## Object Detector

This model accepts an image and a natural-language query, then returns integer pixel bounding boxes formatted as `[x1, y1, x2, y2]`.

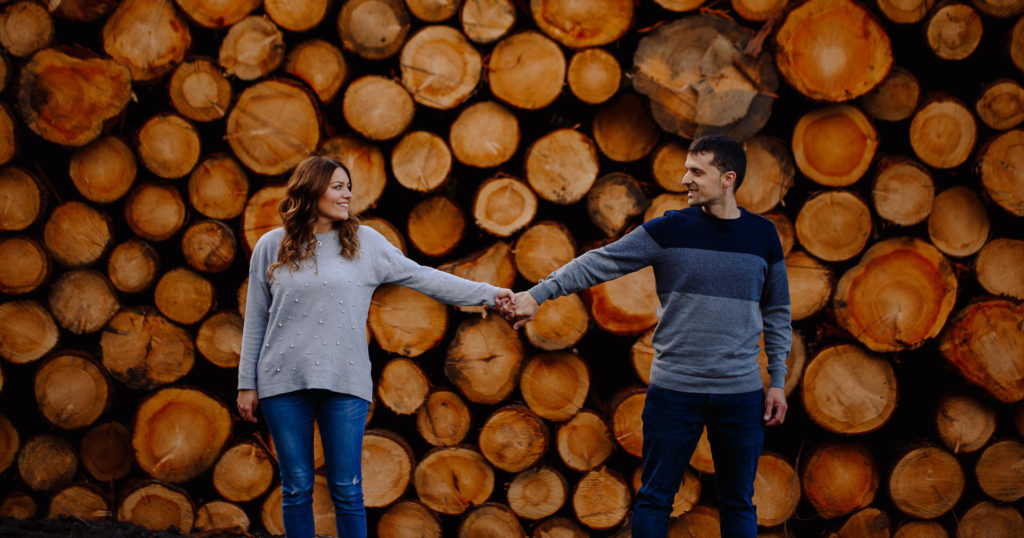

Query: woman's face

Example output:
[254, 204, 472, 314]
[316, 167, 352, 223]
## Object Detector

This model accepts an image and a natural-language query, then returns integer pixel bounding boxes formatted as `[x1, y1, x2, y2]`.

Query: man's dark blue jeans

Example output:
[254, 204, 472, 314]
[631, 386, 765, 537]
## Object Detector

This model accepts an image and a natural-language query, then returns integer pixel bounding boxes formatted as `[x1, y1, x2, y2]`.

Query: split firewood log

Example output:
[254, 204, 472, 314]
[133, 387, 231, 483]
[400, 25, 481, 110]
[525, 129, 599, 205]
[610, 387, 645, 457]
[974, 440, 1024, 502]
[926, 3, 983, 61]
[196, 311, 243, 368]
[408, 196, 465, 257]
[342, 75, 414, 141]
[523, 294, 589, 351]
[889, 445, 964, 519]
[752, 453, 800, 527]
[212, 441, 274, 503]
[48, 269, 120, 334]
[567, 48, 622, 105]
[265, 0, 327, 31]
[507, 466, 567, 520]
[801, 442, 878, 518]
[909, 94, 977, 169]
[514, 221, 576, 284]
[445, 314, 524, 404]
[801, 345, 897, 434]
[928, 186, 990, 257]
[478, 404, 549, 473]
[556, 409, 615, 472]
[593, 93, 659, 163]
[107, 239, 160, 294]
[736, 136, 795, 214]
[940, 299, 1024, 403]
[458, 503, 525, 537]
[377, 500, 442, 538]
[43, 201, 112, 268]
[18, 433, 77, 492]
[449, 101, 520, 168]
[34, 351, 111, 430]
[226, 80, 320, 176]
[460, 0, 515, 44]
[414, 446, 495, 515]
[377, 358, 430, 415]
[124, 182, 187, 242]
[975, 238, 1024, 299]
[48, 484, 108, 521]
[957, 501, 1024, 537]
[362, 430, 414, 508]
[175, 0, 259, 28]
[791, 105, 878, 187]
[391, 131, 451, 193]
[136, 114, 200, 179]
[582, 266, 658, 336]
[100, 307, 195, 389]
[572, 467, 631, 530]
[0, 0, 53, 57]
[102, 0, 190, 81]
[337, 0, 410, 60]
[531, 0, 633, 47]
[416, 389, 471, 447]
[181, 220, 237, 273]
[472, 177, 537, 237]
[489, 31, 565, 110]
[587, 173, 650, 237]
[284, 40, 346, 103]
[80, 422, 132, 482]
[877, 0, 935, 23]
[785, 250, 834, 321]
[69, 136, 136, 203]
[0, 167, 45, 232]
[153, 267, 215, 325]
[321, 135, 387, 215]
[193, 501, 249, 534]
[0, 300, 58, 364]
[0, 414, 18, 475]
[860, 66, 921, 122]
[977, 129, 1024, 216]
[871, 157, 934, 226]
[118, 481, 195, 532]
[368, 284, 448, 357]
[520, 352, 589, 422]
[975, 79, 1024, 130]
[261, 477, 335, 535]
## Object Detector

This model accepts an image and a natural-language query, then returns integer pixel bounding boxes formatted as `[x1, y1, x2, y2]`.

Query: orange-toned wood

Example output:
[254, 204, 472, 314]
[737, 136, 795, 214]
[0, 300, 57, 364]
[977, 129, 1024, 216]
[69, 136, 137, 203]
[508, 466, 567, 520]
[377, 500, 442, 538]
[193, 501, 249, 534]
[525, 129, 599, 205]
[188, 155, 249, 220]
[610, 387, 646, 458]
[0, 168, 44, 232]
[0, 492, 35, 519]
[100, 307, 195, 389]
[265, 0, 327, 31]
[894, 520, 948, 538]
[876, 0, 934, 23]
[408, 196, 465, 257]
[361, 216, 406, 254]
[975, 238, 1024, 299]
[219, 16, 285, 80]
[587, 172, 650, 237]
[53, 0, 118, 21]
[514, 221, 576, 284]
[632, 465, 702, 517]
[583, 266, 659, 336]
[362, 430, 414, 508]
[175, 0, 259, 28]
[212, 441, 273, 503]
[378, 358, 430, 415]
[343, 75, 414, 141]
[133, 388, 231, 483]
[0, 104, 14, 166]
[102, 0, 190, 81]
[81, 422, 132, 482]
[17, 433, 77, 492]
[48, 484, 109, 521]
[124, 182, 187, 242]
[976, 79, 1024, 130]
[758, 330, 807, 398]
[889, 445, 964, 518]
[226, 80, 319, 176]
[524, 294, 589, 351]
[909, 95, 977, 169]
[43, 201, 112, 268]
[593, 93, 659, 163]
[458, 503, 525, 537]
[956, 502, 1024, 538]
[644, 193, 688, 222]
[975, 439, 1024, 501]
[557, 409, 615, 472]
[928, 186, 990, 257]
[117, 481, 195, 532]
[0, 414, 18, 475]
[753, 453, 800, 527]
[860, 66, 921, 122]
[154, 267, 215, 325]
[730, 0, 787, 20]
[414, 446, 495, 515]
[651, 141, 688, 193]
[0, 2, 52, 57]
[48, 270, 120, 334]
[461, 0, 516, 44]
[391, 131, 451, 193]
[833, 507, 891, 537]
[196, 311, 243, 368]
[478, 404, 549, 473]
[416, 389, 472, 447]
[531, 0, 633, 47]
[572, 467, 631, 530]
[137, 113, 200, 178]
[489, 31, 565, 110]
[936, 391, 997, 454]
[871, 157, 934, 226]
[0, 236, 48, 295]
[368, 284, 448, 357]
[473, 177, 537, 237]
[337, 0, 410, 60]
[446, 315, 524, 404]
[801, 442, 878, 519]
[567, 48, 621, 105]
[261, 477, 335, 535]
[449, 101, 520, 168]
[925, 3, 983, 61]
[34, 351, 111, 430]
[107, 239, 160, 294]
[763, 211, 795, 256]
[181, 220, 236, 273]
[785, 250, 834, 321]
[801, 345, 898, 434]
[533, 516, 589, 537]
[940, 299, 1024, 403]
[669, 504, 720, 536]
[520, 352, 589, 422]
[400, 25, 481, 110]
[792, 105, 878, 187]
[284, 40, 346, 103]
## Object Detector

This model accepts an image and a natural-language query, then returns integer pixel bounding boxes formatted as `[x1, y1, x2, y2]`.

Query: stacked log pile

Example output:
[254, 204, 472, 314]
[0, 0, 1022, 536]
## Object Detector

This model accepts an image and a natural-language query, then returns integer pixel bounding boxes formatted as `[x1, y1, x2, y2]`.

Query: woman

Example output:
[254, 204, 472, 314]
[237, 156, 512, 537]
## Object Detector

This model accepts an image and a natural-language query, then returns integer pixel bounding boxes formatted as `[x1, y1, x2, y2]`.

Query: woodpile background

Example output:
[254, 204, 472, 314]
[0, 0, 1023, 536]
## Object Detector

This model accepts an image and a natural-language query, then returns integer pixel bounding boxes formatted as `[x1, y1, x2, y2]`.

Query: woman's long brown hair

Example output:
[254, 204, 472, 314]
[267, 156, 360, 279]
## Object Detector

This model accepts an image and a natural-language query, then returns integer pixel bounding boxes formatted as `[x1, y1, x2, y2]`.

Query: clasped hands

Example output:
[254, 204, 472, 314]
[494, 289, 538, 329]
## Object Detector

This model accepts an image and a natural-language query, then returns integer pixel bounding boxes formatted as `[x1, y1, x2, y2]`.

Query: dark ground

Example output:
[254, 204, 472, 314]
[0, 517, 262, 538]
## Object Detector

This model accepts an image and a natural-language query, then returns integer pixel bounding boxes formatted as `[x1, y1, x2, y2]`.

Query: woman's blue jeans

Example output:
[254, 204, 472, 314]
[631, 386, 765, 538]
[260, 389, 369, 538]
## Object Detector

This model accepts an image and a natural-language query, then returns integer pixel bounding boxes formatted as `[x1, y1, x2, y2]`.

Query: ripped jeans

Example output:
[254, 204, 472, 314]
[261, 389, 369, 538]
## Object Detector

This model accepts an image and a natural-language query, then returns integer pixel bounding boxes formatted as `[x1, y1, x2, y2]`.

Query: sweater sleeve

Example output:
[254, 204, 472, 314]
[237, 232, 276, 391]
[527, 226, 660, 305]
[761, 233, 792, 390]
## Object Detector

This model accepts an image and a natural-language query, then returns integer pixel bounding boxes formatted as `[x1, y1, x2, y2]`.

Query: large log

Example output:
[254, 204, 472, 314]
[801, 442, 878, 519]
[630, 465, 702, 518]
[833, 507, 890, 538]
[34, 351, 111, 430]
[0, 104, 15, 166]
[187, 155, 249, 220]
[888, 445, 964, 519]
[927, 186, 990, 257]
[0, 1, 53, 57]
[791, 105, 878, 187]
[0, 300, 58, 364]
[909, 94, 977, 169]
[567, 48, 621, 105]
[939, 299, 1024, 403]
[0, 414, 17, 475]
[523, 294, 589, 351]
[877, 0, 935, 23]
[489, 31, 565, 110]
[736, 136, 795, 214]
[219, 16, 284, 81]
[0, 167, 45, 232]
[226, 80, 320, 176]
[801, 345, 897, 434]
[794, 190, 872, 262]
[752, 453, 800, 527]
[556, 409, 614, 472]
[102, 0, 190, 81]
[100, 307, 195, 389]
[445, 314, 524, 404]
[69, 136, 137, 203]
[507, 466, 567, 520]
[977, 129, 1024, 216]
[669, 504, 720, 536]
[80, 422, 132, 482]
[525, 129, 599, 205]
[975, 238, 1024, 299]
[43, 201, 112, 268]
[284, 40, 347, 103]
[935, 392, 996, 454]
[362, 430, 414, 508]
[784, 250, 834, 321]
[133, 388, 231, 483]
[416, 389, 472, 447]
[169, 58, 232, 122]
[610, 387, 645, 458]
[212, 441, 274, 503]
[478, 404, 549, 473]
[261, 477, 336, 535]
[153, 267, 215, 325]
[400, 25, 481, 110]
[414, 446, 495, 515]
[368, 284, 448, 357]
[514, 221, 576, 284]
[117, 481, 194, 532]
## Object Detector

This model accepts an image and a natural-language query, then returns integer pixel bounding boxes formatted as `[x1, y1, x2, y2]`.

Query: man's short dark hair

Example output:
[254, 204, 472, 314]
[688, 135, 746, 192]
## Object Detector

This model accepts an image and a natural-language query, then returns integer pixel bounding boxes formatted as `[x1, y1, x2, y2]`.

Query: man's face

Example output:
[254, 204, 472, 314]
[682, 151, 732, 207]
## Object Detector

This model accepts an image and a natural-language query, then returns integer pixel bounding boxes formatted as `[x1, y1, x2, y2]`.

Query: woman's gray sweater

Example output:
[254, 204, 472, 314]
[238, 226, 499, 402]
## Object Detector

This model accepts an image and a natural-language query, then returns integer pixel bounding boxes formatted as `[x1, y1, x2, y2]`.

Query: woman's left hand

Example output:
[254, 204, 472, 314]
[238, 390, 259, 423]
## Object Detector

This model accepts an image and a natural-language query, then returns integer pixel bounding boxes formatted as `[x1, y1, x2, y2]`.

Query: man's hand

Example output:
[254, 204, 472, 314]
[494, 288, 515, 311]
[764, 386, 787, 426]
[238, 390, 259, 423]
[504, 291, 539, 329]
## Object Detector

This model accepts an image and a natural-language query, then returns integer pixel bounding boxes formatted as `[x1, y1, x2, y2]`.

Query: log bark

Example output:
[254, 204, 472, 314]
[212, 441, 273, 503]
[514, 221, 576, 284]
[801, 442, 878, 519]
[975, 79, 1024, 130]
[321, 135, 387, 215]
[226, 80, 320, 176]
[651, 141, 688, 193]
[572, 467, 631, 530]
[118, 481, 194, 532]
[137, 114, 200, 179]
[792, 105, 878, 187]
[196, 311, 242, 368]
[523, 294, 589, 351]
[0, 167, 44, 232]
[459, 503, 525, 537]
[587, 173, 650, 237]
[17, 48, 132, 146]
[977, 129, 1024, 216]
[909, 94, 977, 169]
[391, 131, 451, 193]
[284, 40, 346, 104]
[378, 358, 431, 415]
[473, 177, 537, 237]
[69, 136, 137, 203]
[34, 351, 111, 430]
[261, 476, 336, 535]
[888, 445, 964, 518]
[582, 266, 658, 336]
[0, 235, 49, 296]
[567, 48, 621, 105]
[154, 267, 215, 325]
[414, 446, 495, 515]
[0, 0, 52, 57]
[102, 0, 190, 81]
[460, 0, 516, 44]
[175, 0, 259, 28]
[343, 75, 414, 141]
[416, 389, 472, 447]
[752, 453, 800, 527]
[974, 439, 1024, 502]
[975, 238, 1024, 299]
[478, 404, 549, 472]
[0, 492, 35, 519]
[369, 284, 448, 357]
[795, 190, 872, 261]
[362, 430, 414, 508]
[935, 392, 996, 454]
[124, 182, 187, 242]
[18, 433, 77, 492]
[194, 501, 250, 534]
[133, 388, 231, 483]
[785, 250, 834, 321]
[265, 0, 327, 31]
[834, 237, 957, 352]
[957, 501, 1024, 537]
[507, 466, 567, 520]
[107, 239, 160, 294]
[928, 186, 990, 257]
[525, 129, 599, 205]
[774, 0, 892, 101]
[489, 31, 566, 110]
[408, 196, 465, 257]
[593, 93, 659, 163]
[876, 0, 935, 23]
[801, 345, 898, 434]
[736, 136, 795, 214]
[531, 0, 633, 47]
[100, 307, 195, 389]
[833, 507, 890, 538]
[48, 484, 109, 520]
[926, 3, 983, 61]
[871, 157, 934, 226]
[400, 25, 481, 110]
[446, 314, 524, 404]
[520, 352, 589, 422]
[337, 0, 410, 60]
[940, 299, 1024, 403]
[44, 201, 112, 268]
[377, 500, 442, 538]
[860, 66, 921, 122]
[0, 414, 17, 475]
[48, 269, 120, 334]
[556, 409, 614, 472]
[449, 100, 520, 168]
[0, 300, 58, 364]
[611, 387, 646, 458]
[81, 421, 132, 482]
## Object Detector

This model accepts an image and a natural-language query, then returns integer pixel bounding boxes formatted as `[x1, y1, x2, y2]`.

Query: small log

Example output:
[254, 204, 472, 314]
[785, 250, 834, 321]
[69, 136, 137, 203]
[977, 129, 1024, 216]
[479, 404, 549, 473]
[567, 48, 621, 105]
[405, 0, 458, 21]
[368, 284, 448, 357]
[449, 100, 520, 168]
[284, 40, 346, 104]
[407, 195, 465, 257]
[18, 433, 77, 492]
[48, 269, 120, 334]
[377, 500, 442, 538]
[532, 516, 589, 537]
[592, 93, 659, 163]
[877, 0, 935, 23]
[651, 141, 688, 193]
[34, 351, 111, 430]
[265, 0, 327, 31]
[764, 211, 795, 256]
[514, 221, 576, 284]
[572, 467, 631, 530]
[460, 0, 515, 43]
[416, 389, 472, 447]
[124, 182, 187, 242]
[644, 193, 688, 221]
[587, 173, 650, 237]
[49, 484, 109, 521]
[731, 0, 787, 20]
[414, 446, 495, 515]
[736, 136, 795, 214]
[557, 409, 614, 472]
[610, 387, 646, 458]
[169, 59, 232, 124]
[0, 492, 35, 519]
[670, 504, 720, 536]
[940, 299, 1024, 403]
[378, 358, 431, 415]
[909, 95, 977, 169]
[459, 503, 525, 537]
[218, 16, 284, 81]
[792, 105, 878, 187]
[118, 481, 194, 532]
[508, 466, 567, 520]
[176, 0, 259, 28]
[261, 477, 336, 535]
[801, 345, 897, 434]
[337, 0, 410, 60]
[212, 441, 273, 503]
[133, 387, 231, 483]
[80, 421, 132, 482]
[226, 80, 320, 176]
[343, 75, 414, 141]
[801, 442, 878, 519]
[362, 430, 414, 508]
[181, 220, 237, 273]
[107, 239, 160, 294]
[894, 521, 948, 538]
[321, 135, 387, 215]
[975, 238, 1024, 299]
[100, 307, 195, 390]
[928, 186, 990, 257]
[582, 266, 659, 336]
[154, 267, 215, 325]
[445, 315, 524, 405]
[391, 131, 451, 193]
[43, 201, 111, 268]
[0, 167, 44, 232]
[0, 104, 15, 166]
[102, 0, 190, 81]
[889, 446, 964, 518]
[860, 66, 921, 122]
[362, 217, 406, 254]
[957, 502, 1024, 538]
[753, 453, 800, 527]
[400, 25, 481, 110]
[774, 0, 892, 101]
[194, 501, 249, 534]
[196, 311, 243, 368]
[834, 237, 957, 352]
[833, 508, 890, 537]
[520, 352, 589, 422]
[0, 236, 48, 296]
[871, 157, 934, 226]
[925, 3, 982, 61]
[976, 79, 1024, 130]
[473, 177, 537, 237]
[631, 328, 654, 385]
[975, 439, 1024, 502]
[0, 414, 17, 474]
[525, 129, 599, 205]
[187, 155, 249, 220]
[0, 2, 53, 57]
[795, 190, 872, 262]
[758, 330, 808, 398]
[524, 294, 589, 351]
[0, 300, 57, 364]
[489, 31, 566, 110]
[137, 114, 200, 179]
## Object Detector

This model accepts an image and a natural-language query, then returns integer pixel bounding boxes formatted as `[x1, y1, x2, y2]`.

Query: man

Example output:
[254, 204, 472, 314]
[502, 135, 791, 537]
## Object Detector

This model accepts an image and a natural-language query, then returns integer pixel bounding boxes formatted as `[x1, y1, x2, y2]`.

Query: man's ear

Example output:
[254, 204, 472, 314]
[721, 170, 737, 189]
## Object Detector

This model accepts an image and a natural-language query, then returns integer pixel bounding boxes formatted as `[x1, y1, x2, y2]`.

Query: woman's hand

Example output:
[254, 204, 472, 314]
[237, 390, 259, 423]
